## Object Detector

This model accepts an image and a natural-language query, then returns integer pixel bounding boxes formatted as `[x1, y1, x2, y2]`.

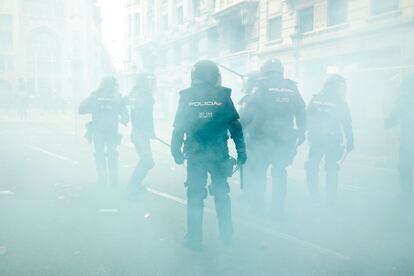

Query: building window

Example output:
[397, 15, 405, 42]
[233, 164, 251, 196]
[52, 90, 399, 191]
[128, 14, 133, 39]
[162, 14, 168, 31]
[134, 13, 141, 36]
[328, 0, 347, 26]
[229, 22, 246, 53]
[193, 0, 200, 17]
[208, 28, 219, 58]
[0, 0, 12, 12]
[175, 44, 182, 65]
[190, 38, 199, 60]
[267, 16, 282, 41]
[370, 0, 399, 16]
[23, 0, 64, 18]
[298, 6, 314, 33]
[0, 14, 12, 49]
[177, 6, 183, 24]
[0, 55, 14, 73]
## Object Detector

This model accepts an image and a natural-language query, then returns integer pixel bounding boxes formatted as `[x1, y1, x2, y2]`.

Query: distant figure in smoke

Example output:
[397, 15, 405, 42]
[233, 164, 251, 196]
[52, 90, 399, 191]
[385, 73, 414, 201]
[125, 72, 156, 195]
[305, 74, 354, 205]
[238, 70, 261, 111]
[79, 76, 129, 187]
[171, 60, 246, 250]
[241, 59, 306, 218]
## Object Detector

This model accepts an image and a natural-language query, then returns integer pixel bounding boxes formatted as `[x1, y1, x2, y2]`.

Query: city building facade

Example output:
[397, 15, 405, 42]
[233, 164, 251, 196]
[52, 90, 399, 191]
[0, 0, 114, 109]
[125, 0, 414, 163]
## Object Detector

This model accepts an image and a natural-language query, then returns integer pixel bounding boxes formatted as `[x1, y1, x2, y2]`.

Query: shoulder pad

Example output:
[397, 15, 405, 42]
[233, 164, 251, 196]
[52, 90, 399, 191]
[179, 88, 192, 96]
[218, 86, 232, 97]
[284, 79, 298, 87]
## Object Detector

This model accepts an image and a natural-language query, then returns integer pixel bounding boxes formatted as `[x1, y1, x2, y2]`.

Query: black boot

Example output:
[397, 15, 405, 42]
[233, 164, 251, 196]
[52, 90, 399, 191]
[107, 151, 119, 187]
[128, 159, 154, 194]
[185, 198, 204, 251]
[214, 193, 233, 245]
[272, 168, 287, 219]
[94, 152, 107, 186]
[326, 170, 339, 206]
[305, 162, 320, 203]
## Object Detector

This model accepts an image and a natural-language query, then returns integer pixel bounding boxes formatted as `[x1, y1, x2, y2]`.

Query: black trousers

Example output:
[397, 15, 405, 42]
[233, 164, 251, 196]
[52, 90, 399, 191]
[305, 141, 344, 202]
[93, 132, 121, 186]
[129, 130, 154, 187]
[244, 138, 296, 211]
[185, 153, 233, 243]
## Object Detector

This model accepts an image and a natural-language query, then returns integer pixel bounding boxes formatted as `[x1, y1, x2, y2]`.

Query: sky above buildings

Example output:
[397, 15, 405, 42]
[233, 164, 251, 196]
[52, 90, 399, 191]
[96, 0, 125, 71]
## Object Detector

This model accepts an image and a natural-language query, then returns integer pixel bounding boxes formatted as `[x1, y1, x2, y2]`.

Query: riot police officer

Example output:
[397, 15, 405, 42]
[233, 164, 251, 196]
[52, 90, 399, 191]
[305, 74, 353, 205]
[238, 70, 261, 110]
[171, 60, 246, 250]
[241, 59, 306, 217]
[385, 73, 414, 201]
[79, 76, 129, 187]
[125, 72, 156, 195]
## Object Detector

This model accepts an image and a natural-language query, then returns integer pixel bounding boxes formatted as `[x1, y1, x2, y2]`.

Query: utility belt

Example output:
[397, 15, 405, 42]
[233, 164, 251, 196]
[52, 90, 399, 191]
[250, 128, 298, 143]
[84, 121, 121, 144]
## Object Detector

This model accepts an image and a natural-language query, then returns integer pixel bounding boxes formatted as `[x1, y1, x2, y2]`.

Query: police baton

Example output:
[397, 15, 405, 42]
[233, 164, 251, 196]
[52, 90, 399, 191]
[215, 63, 246, 80]
[154, 137, 171, 148]
[231, 163, 244, 190]
[340, 150, 349, 164]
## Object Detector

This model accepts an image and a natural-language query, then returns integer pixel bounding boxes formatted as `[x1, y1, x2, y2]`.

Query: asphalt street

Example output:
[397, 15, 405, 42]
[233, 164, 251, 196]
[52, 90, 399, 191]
[0, 111, 413, 276]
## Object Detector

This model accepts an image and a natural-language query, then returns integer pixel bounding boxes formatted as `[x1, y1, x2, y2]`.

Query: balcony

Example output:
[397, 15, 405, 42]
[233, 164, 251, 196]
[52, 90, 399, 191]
[215, 0, 259, 19]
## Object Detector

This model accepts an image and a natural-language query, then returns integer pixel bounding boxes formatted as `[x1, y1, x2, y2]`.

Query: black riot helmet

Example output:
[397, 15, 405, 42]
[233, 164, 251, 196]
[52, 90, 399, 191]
[243, 70, 260, 95]
[191, 60, 221, 86]
[135, 72, 155, 92]
[260, 59, 284, 79]
[321, 74, 347, 100]
[99, 76, 119, 95]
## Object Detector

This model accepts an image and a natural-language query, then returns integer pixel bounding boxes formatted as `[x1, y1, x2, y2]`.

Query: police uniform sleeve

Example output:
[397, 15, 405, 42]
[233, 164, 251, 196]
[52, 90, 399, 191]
[171, 90, 187, 160]
[118, 95, 130, 125]
[291, 81, 306, 135]
[222, 88, 246, 155]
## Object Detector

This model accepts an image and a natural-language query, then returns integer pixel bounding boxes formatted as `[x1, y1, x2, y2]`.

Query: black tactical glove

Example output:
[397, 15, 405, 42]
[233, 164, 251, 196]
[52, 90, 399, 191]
[237, 150, 247, 166]
[173, 151, 185, 165]
[346, 141, 354, 153]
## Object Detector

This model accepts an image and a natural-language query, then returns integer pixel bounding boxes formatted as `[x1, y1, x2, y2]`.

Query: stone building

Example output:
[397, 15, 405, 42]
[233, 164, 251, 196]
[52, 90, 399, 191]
[125, 0, 414, 162]
[0, 0, 114, 109]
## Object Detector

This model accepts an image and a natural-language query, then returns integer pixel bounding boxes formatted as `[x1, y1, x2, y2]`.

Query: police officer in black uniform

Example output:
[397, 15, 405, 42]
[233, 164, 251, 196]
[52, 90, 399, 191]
[241, 59, 306, 217]
[238, 70, 261, 110]
[126, 72, 156, 194]
[385, 73, 414, 201]
[171, 60, 246, 250]
[79, 76, 129, 187]
[305, 74, 353, 205]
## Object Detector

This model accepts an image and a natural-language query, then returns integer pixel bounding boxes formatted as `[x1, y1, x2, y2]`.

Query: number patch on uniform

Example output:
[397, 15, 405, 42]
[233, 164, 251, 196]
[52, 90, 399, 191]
[199, 112, 213, 119]
[275, 97, 290, 103]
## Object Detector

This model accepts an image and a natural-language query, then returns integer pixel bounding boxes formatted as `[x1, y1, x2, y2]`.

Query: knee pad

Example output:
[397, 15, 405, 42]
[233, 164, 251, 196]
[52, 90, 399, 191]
[187, 197, 204, 209]
[187, 185, 208, 200]
[214, 192, 230, 203]
[325, 162, 339, 173]
[142, 158, 155, 170]
[209, 181, 230, 197]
